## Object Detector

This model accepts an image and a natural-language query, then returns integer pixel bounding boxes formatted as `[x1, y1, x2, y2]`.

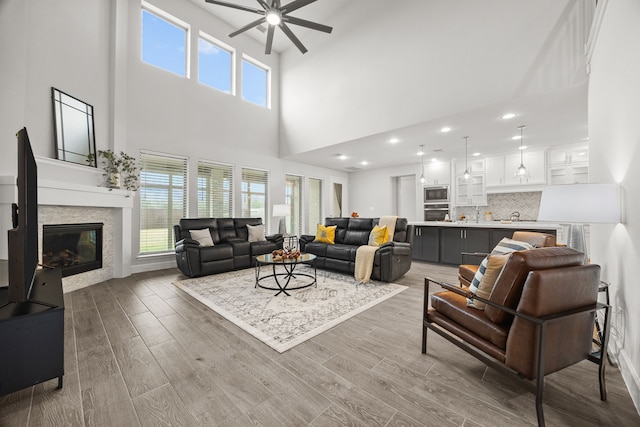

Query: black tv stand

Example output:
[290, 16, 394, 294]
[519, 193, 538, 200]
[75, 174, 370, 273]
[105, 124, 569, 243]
[0, 267, 64, 396]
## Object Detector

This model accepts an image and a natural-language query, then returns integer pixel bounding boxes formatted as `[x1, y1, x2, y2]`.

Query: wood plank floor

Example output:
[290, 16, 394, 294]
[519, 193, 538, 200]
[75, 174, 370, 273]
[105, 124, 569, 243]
[1, 261, 639, 426]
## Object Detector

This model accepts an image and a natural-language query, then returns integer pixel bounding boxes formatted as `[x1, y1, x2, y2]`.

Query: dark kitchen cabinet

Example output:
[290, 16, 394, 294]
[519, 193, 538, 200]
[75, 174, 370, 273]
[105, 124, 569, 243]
[412, 226, 440, 262]
[410, 225, 558, 266]
[440, 227, 491, 265]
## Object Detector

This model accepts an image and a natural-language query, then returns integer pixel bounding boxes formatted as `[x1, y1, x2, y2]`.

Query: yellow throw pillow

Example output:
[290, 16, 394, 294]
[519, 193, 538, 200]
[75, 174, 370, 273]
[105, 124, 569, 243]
[368, 225, 389, 246]
[314, 224, 337, 244]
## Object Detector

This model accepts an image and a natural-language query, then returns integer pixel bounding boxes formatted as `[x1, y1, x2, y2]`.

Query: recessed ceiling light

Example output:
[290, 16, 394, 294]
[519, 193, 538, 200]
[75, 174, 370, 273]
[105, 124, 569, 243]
[337, 154, 347, 160]
[431, 158, 438, 163]
[472, 152, 481, 157]
[512, 135, 522, 140]
[417, 149, 424, 156]
[518, 145, 528, 150]
[440, 127, 451, 133]
[360, 160, 368, 166]
[389, 137, 399, 144]
[502, 113, 516, 120]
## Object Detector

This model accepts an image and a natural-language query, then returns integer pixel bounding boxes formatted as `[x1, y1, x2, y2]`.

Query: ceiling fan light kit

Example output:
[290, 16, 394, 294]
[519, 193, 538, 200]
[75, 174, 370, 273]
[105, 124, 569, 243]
[205, 0, 333, 54]
[265, 9, 282, 25]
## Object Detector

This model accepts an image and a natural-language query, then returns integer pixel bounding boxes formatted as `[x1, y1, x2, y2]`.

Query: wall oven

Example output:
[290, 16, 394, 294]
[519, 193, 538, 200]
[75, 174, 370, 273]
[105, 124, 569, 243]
[424, 203, 449, 221]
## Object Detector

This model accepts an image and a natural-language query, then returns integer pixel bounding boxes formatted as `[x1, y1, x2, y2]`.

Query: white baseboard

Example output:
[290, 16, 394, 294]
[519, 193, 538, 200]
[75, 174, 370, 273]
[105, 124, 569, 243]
[609, 337, 640, 416]
[131, 259, 177, 274]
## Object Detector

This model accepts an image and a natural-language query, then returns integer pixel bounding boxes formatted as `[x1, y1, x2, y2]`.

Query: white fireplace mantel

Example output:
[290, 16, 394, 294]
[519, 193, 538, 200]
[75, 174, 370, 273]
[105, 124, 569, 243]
[38, 179, 134, 209]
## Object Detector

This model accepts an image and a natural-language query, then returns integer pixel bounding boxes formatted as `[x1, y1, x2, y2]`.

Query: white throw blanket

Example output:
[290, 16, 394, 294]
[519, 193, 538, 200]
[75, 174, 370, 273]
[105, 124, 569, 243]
[354, 216, 398, 283]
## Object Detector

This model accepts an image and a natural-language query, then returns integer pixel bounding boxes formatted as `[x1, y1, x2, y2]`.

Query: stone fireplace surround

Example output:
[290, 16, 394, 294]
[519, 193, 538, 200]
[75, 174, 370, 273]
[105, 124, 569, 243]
[0, 157, 133, 293]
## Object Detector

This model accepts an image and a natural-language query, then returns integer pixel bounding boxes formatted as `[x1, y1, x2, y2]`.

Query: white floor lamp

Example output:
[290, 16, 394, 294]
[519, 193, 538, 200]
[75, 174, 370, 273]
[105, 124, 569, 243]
[272, 204, 290, 235]
[537, 183, 621, 263]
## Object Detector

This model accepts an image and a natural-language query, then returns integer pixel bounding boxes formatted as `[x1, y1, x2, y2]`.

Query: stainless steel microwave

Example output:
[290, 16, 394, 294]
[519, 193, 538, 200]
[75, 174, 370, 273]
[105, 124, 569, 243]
[424, 185, 449, 204]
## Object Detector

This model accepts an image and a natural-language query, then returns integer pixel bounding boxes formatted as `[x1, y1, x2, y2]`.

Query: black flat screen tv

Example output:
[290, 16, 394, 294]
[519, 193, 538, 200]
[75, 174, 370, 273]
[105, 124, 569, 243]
[7, 127, 39, 303]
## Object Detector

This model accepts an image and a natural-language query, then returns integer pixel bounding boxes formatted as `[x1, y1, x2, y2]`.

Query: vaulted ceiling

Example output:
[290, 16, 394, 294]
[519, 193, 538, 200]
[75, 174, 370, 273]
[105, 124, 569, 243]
[194, 0, 592, 172]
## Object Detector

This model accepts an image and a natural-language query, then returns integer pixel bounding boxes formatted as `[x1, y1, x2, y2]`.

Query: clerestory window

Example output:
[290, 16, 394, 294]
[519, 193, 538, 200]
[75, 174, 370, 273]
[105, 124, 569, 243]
[198, 32, 235, 94]
[141, 2, 190, 78]
[242, 55, 270, 108]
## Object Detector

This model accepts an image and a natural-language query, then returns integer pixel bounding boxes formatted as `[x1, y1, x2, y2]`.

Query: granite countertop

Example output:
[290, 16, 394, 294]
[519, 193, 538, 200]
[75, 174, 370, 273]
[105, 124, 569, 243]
[409, 221, 562, 230]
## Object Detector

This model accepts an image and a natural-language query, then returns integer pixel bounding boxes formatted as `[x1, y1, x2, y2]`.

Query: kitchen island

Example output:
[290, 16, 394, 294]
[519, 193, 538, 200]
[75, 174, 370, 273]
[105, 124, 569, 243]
[409, 221, 562, 264]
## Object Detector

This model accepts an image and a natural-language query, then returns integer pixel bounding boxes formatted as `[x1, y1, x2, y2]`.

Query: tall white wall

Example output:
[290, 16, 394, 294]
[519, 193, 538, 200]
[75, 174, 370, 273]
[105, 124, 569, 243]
[0, 0, 112, 169]
[349, 163, 422, 221]
[588, 0, 640, 412]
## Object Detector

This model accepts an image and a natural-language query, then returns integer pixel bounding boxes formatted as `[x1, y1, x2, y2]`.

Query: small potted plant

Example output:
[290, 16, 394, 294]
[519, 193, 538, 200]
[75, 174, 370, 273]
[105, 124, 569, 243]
[96, 150, 140, 192]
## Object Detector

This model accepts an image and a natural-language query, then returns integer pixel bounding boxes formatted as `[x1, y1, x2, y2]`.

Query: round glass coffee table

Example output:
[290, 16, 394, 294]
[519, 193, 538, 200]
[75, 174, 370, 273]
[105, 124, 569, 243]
[254, 253, 317, 296]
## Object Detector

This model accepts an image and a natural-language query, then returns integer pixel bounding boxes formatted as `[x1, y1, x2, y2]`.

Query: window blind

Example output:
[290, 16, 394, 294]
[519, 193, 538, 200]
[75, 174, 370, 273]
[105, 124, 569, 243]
[285, 174, 302, 236]
[139, 152, 188, 254]
[197, 161, 233, 218]
[308, 178, 322, 233]
[241, 167, 269, 229]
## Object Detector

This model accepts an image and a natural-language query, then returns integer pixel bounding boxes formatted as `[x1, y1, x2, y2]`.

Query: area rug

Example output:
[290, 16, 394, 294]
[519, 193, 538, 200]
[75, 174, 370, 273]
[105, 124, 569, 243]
[173, 266, 407, 353]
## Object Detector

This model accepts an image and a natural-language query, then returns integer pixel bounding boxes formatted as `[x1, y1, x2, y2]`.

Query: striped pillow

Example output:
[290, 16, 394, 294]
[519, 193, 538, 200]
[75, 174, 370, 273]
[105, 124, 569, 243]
[467, 238, 534, 302]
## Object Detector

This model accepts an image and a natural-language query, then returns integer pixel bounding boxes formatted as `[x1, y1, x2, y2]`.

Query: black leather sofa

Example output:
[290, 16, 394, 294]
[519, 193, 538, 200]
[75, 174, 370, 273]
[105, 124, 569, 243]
[173, 218, 283, 277]
[299, 217, 413, 282]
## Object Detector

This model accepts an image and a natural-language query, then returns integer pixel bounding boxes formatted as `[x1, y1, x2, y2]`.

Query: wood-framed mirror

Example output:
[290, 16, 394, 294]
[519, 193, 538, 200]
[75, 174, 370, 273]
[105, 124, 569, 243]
[52, 87, 97, 167]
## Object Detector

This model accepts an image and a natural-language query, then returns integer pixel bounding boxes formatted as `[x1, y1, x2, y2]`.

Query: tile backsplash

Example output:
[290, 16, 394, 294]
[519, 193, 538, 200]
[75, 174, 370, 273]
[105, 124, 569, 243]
[454, 191, 542, 221]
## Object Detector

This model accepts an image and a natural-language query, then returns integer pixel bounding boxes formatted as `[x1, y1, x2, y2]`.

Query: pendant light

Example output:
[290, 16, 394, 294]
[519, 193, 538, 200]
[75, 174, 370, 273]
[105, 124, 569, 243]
[419, 145, 426, 184]
[516, 125, 527, 176]
[463, 136, 470, 180]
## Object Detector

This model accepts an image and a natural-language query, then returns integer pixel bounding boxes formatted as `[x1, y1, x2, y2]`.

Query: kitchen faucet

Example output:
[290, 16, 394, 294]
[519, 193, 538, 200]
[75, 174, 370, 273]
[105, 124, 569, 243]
[475, 206, 480, 223]
[510, 211, 520, 222]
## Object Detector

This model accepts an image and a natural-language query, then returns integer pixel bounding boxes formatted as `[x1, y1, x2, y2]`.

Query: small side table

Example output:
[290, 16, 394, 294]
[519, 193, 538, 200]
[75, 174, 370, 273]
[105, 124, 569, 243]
[594, 281, 615, 366]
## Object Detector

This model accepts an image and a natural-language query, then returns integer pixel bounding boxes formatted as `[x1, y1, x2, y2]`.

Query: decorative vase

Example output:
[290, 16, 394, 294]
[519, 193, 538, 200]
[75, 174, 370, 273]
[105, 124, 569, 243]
[107, 173, 121, 189]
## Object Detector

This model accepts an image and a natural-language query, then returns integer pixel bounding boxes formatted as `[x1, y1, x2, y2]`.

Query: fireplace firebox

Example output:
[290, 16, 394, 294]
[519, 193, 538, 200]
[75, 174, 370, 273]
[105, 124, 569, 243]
[42, 223, 103, 277]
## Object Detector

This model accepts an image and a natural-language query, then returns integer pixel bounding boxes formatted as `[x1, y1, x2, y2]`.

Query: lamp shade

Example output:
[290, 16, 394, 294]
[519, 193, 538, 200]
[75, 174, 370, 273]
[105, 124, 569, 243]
[272, 204, 290, 217]
[537, 183, 620, 224]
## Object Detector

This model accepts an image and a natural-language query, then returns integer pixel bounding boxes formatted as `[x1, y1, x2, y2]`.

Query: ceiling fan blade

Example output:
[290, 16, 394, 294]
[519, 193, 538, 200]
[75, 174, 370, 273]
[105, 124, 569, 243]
[279, 22, 307, 53]
[229, 17, 267, 37]
[205, 0, 263, 15]
[256, 0, 270, 10]
[265, 25, 275, 54]
[281, 0, 317, 15]
[284, 16, 332, 33]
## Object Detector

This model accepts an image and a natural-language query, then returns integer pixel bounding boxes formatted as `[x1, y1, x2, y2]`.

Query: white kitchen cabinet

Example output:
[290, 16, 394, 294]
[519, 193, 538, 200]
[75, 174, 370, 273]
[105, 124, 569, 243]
[485, 150, 546, 187]
[423, 161, 451, 185]
[455, 174, 487, 206]
[504, 150, 546, 185]
[547, 164, 589, 185]
[454, 158, 485, 176]
[547, 144, 589, 165]
[485, 156, 505, 186]
[546, 144, 589, 185]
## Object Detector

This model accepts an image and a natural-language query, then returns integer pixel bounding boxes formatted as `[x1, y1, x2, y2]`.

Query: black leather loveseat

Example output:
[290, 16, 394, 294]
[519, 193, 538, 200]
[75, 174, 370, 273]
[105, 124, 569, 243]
[173, 218, 283, 277]
[299, 217, 413, 282]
